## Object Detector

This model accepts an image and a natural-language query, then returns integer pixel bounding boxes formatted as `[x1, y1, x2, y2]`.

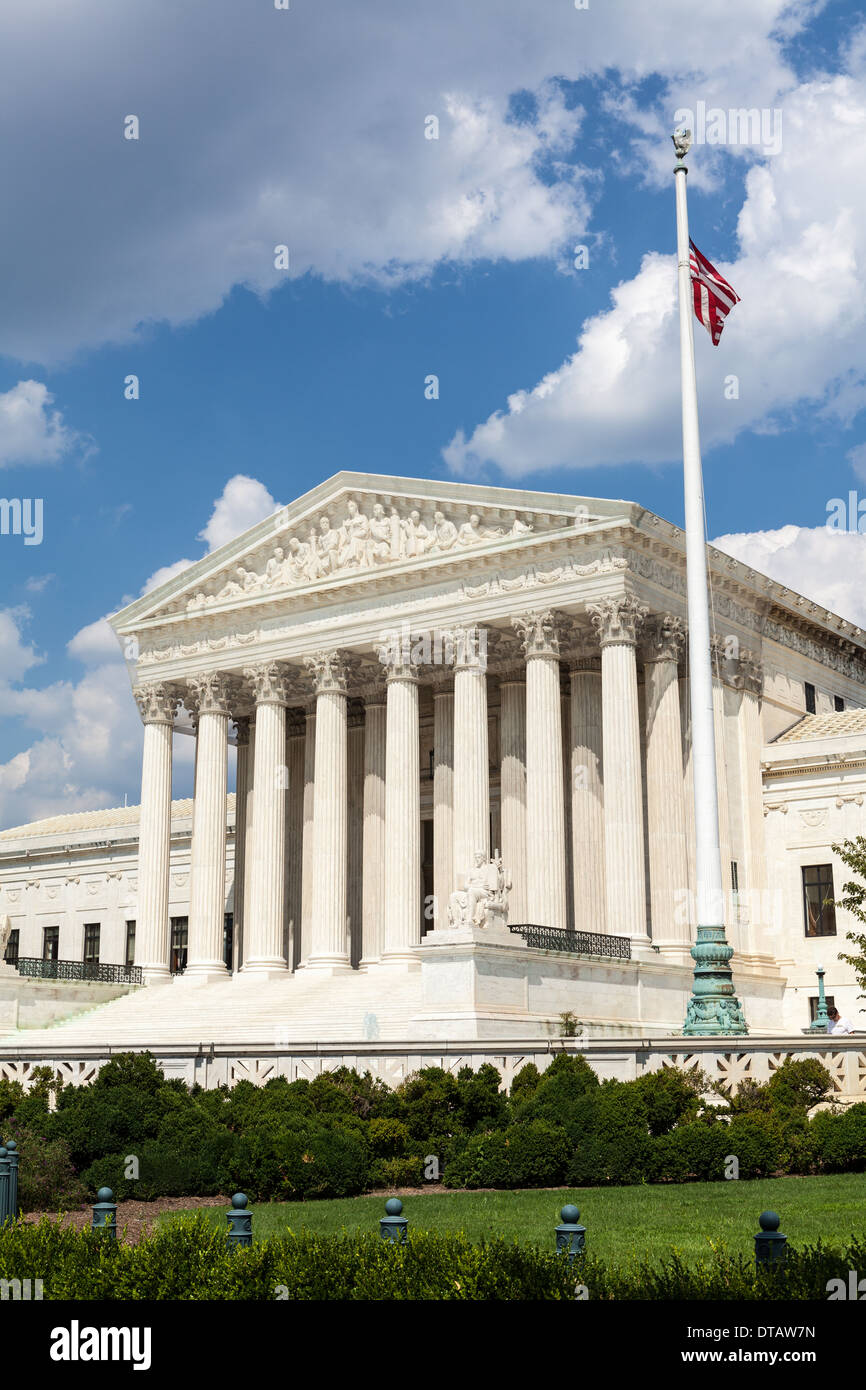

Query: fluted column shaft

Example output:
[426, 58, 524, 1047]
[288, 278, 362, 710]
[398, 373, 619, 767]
[285, 718, 305, 970]
[499, 677, 526, 924]
[241, 720, 256, 965]
[232, 717, 251, 972]
[432, 687, 454, 927]
[299, 709, 315, 966]
[735, 659, 768, 957]
[134, 685, 177, 981]
[347, 708, 365, 966]
[452, 630, 490, 878]
[361, 697, 386, 963]
[570, 659, 605, 933]
[243, 665, 290, 973]
[513, 612, 567, 931]
[589, 596, 650, 945]
[187, 674, 231, 977]
[306, 653, 350, 970]
[643, 618, 689, 949]
[382, 665, 421, 959]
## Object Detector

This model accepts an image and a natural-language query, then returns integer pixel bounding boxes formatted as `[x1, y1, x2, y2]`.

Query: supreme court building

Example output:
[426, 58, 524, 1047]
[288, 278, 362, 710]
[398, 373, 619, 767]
[1, 472, 865, 1091]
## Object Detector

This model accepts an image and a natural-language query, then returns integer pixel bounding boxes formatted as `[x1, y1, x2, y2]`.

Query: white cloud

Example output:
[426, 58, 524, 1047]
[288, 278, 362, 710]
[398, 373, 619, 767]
[0, 473, 273, 828]
[197, 475, 280, 552]
[444, 66, 866, 479]
[0, 0, 811, 364]
[0, 381, 83, 468]
[713, 524, 866, 627]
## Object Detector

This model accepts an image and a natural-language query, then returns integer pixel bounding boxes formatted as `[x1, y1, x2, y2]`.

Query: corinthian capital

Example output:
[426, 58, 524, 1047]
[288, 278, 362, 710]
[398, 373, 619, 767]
[185, 671, 234, 716]
[303, 649, 351, 695]
[642, 613, 686, 665]
[244, 661, 292, 706]
[511, 609, 560, 658]
[134, 682, 179, 725]
[587, 594, 648, 648]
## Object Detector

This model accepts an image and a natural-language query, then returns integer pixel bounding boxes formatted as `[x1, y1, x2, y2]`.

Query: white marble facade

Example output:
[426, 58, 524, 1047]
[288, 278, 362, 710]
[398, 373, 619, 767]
[1, 473, 865, 1041]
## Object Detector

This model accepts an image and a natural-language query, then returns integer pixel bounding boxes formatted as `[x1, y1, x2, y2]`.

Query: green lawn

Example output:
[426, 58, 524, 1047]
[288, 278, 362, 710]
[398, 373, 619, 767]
[164, 1173, 866, 1264]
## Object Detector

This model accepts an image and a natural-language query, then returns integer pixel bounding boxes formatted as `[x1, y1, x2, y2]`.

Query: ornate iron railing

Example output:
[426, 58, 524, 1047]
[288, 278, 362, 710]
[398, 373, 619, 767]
[16, 958, 143, 986]
[508, 925, 631, 960]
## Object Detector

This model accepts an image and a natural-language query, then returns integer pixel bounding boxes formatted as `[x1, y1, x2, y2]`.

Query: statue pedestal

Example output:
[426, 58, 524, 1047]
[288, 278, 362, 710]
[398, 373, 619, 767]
[412, 922, 530, 1039]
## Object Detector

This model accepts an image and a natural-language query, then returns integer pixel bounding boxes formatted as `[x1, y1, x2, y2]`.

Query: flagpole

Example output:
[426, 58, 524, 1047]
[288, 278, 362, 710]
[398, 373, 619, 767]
[673, 129, 747, 1036]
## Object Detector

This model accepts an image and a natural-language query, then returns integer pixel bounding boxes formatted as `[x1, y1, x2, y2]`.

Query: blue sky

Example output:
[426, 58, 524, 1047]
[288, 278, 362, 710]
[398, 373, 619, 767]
[1, 0, 866, 827]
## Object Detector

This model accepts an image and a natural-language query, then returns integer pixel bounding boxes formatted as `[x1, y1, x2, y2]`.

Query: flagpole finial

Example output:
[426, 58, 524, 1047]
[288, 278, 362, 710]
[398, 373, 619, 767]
[673, 127, 692, 167]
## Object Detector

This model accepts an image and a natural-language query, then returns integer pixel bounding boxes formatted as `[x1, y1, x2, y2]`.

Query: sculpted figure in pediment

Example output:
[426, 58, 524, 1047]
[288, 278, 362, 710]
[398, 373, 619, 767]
[403, 509, 431, 558]
[431, 510, 458, 550]
[368, 503, 392, 564]
[338, 500, 370, 567]
[317, 515, 341, 573]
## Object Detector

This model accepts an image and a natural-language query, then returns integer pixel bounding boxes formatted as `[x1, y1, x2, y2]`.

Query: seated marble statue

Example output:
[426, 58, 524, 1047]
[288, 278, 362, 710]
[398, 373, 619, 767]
[447, 851, 511, 928]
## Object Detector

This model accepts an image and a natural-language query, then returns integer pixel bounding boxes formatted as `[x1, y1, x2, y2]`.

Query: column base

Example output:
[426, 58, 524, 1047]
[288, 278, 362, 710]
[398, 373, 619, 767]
[682, 923, 748, 1036]
[304, 955, 353, 976]
[140, 966, 173, 986]
[181, 963, 230, 983]
[241, 959, 290, 979]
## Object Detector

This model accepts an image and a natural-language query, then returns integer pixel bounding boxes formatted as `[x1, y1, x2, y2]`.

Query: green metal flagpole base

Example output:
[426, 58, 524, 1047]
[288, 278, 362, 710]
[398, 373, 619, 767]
[682, 924, 748, 1035]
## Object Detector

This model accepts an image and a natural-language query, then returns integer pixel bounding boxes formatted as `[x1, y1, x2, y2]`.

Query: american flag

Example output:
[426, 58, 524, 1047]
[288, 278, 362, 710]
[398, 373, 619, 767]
[689, 239, 740, 345]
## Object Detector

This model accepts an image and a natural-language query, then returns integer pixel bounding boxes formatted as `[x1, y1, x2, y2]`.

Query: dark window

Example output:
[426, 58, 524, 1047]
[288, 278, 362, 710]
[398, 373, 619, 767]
[834, 695, 845, 712]
[802, 864, 836, 937]
[809, 994, 835, 1024]
[805, 682, 816, 714]
[731, 861, 739, 893]
[4, 928, 18, 966]
[170, 917, 188, 974]
[83, 923, 100, 964]
[42, 925, 59, 962]
[125, 921, 136, 969]
[223, 913, 233, 971]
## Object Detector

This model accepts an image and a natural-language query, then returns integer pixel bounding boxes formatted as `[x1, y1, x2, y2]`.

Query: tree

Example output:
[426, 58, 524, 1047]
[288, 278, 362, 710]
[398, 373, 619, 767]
[832, 837, 866, 1010]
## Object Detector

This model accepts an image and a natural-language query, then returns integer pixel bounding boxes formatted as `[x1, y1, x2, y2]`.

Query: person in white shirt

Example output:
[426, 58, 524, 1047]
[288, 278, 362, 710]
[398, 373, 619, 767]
[827, 1006, 855, 1035]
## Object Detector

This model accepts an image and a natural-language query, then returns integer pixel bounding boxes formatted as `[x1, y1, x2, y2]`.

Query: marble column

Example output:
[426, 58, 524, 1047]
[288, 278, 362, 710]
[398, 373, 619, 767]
[569, 657, 605, 934]
[241, 719, 256, 967]
[452, 627, 490, 882]
[133, 683, 178, 982]
[305, 652, 350, 971]
[588, 595, 650, 946]
[379, 655, 421, 960]
[361, 693, 386, 965]
[285, 713, 305, 970]
[498, 674, 526, 925]
[347, 703, 365, 967]
[643, 615, 690, 951]
[512, 611, 567, 931]
[186, 672, 232, 978]
[711, 639, 735, 937]
[232, 716, 251, 973]
[432, 684, 454, 929]
[734, 653, 769, 959]
[299, 706, 316, 967]
[242, 663, 290, 974]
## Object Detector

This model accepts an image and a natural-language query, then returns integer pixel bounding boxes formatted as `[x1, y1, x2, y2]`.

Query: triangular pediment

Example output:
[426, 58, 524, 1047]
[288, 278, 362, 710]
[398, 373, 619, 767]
[112, 472, 633, 633]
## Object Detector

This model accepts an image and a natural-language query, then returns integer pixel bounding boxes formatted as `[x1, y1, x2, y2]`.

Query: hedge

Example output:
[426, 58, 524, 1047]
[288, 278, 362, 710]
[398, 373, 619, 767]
[5, 1052, 866, 1209]
[1, 1216, 863, 1301]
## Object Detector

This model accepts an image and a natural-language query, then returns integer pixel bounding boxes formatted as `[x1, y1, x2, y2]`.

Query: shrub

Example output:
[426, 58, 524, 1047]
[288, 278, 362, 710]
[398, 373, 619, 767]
[1, 1120, 86, 1213]
[368, 1155, 425, 1188]
[810, 1102, 866, 1172]
[724, 1112, 785, 1178]
[568, 1083, 654, 1186]
[653, 1119, 732, 1182]
[367, 1117, 410, 1159]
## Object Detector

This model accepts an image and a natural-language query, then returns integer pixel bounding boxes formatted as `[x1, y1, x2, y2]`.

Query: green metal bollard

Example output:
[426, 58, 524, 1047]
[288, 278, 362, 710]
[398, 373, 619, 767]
[755, 1211, 787, 1270]
[226, 1193, 252, 1252]
[6, 1140, 18, 1221]
[92, 1187, 117, 1238]
[555, 1204, 586, 1263]
[380, 1197, 408, 1244]
[0, 1146, 8, 1225]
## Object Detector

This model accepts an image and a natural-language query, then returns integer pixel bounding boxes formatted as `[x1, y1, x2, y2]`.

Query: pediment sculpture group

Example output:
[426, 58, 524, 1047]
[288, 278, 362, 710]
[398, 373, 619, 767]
[187, 501, 535, 611]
